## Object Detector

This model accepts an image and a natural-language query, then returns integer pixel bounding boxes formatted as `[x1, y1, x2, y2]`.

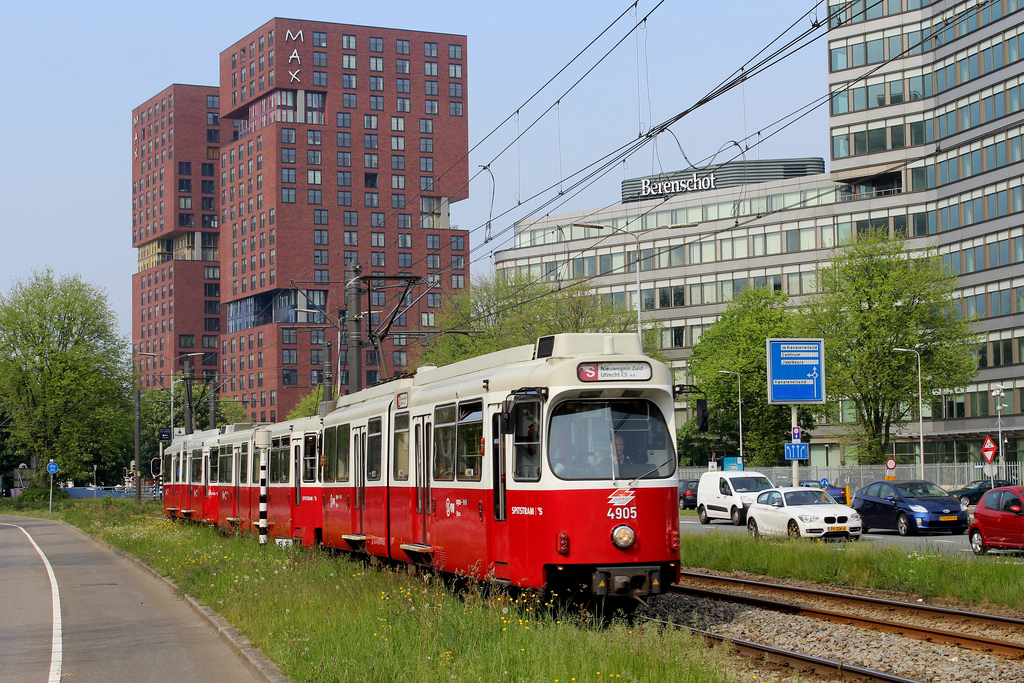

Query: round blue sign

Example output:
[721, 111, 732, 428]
[819, 477, 829, 488]
[46, 461, 59, 475]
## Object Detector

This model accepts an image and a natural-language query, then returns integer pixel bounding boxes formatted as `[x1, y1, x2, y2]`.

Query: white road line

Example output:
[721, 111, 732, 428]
[2, 523, 62, 682]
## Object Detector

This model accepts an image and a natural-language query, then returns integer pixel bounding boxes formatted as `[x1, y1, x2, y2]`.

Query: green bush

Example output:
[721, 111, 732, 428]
[9, 484, 71, 510]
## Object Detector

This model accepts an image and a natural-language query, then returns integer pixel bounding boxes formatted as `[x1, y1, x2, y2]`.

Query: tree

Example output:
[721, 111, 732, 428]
[0, 270, 133, 485]
[418, 271, 665, 367]
[137, 383, 248, 482]
[287, 384, 338, 419]
[685, 287, 816, 468]
[796, 231, 978, 464]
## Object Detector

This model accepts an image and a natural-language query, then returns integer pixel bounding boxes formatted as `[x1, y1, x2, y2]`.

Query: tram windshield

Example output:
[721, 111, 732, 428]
[548, 399, 675, 481]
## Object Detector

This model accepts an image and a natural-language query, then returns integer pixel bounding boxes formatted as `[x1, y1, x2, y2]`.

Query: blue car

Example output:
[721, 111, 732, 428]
[851, 480, 968, 536]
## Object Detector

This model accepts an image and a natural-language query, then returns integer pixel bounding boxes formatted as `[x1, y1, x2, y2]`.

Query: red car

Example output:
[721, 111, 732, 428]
[968, 485, 1024, 555]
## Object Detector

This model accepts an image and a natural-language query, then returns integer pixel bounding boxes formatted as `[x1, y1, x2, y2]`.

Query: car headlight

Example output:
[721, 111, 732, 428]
[908, 504, 928, 513]
[797, 514, 820, 523]
[610, 524, 636, 549]
[849, 512, 861, 521]
[740, 494, 755, 505]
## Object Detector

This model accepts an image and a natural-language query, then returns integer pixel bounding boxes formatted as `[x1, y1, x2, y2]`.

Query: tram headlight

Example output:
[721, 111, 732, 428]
[610, 524, 636, 549]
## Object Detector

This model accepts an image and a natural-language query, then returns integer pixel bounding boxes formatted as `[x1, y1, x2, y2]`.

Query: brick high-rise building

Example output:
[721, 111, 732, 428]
[132, 19, 470, 421]
[131, 84, 223, 389]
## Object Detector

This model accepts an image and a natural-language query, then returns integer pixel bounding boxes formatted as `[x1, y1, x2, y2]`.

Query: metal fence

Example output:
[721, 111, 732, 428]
[678, 461, 1022, 493]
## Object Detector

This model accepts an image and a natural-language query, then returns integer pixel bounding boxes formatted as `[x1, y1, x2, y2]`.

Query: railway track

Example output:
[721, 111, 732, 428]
[634, 572, 1024, 682]
[673, 571, 1024, 660]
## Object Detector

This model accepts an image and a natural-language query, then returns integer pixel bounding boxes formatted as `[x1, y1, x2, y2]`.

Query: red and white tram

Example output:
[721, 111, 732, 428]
[163, 333, 681, 598]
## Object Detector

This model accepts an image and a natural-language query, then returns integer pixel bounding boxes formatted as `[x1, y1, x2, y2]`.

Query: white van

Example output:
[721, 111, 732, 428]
[697, 471, 774, 525]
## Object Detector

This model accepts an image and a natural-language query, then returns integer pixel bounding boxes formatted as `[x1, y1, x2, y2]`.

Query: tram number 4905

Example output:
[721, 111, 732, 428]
[607, 507, 637, 520]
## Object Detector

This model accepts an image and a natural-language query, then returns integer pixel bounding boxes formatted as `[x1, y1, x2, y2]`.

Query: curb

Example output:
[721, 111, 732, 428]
[59, 519, 290, 683]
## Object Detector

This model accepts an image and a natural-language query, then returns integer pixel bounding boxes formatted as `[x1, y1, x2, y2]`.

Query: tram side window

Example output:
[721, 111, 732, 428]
[303, 433, 318, 482]
[335, 424, 351, 480]
[239, 444, 248, 484]
[513, 400, 541, 481]
[209, 448, 220, 485]
[323, 426, 337, 481]
[393, 412, 410, 480]
[251, 447, 261, 483]
[456, 400, 483, 481]
[269, 437, 290, 483]
[163, 453, 173, 483]
[433, 404, 456, 480]
[366, 417, 382, 480]
[190, 450, 203, 484]
[218, 448, 232, 483]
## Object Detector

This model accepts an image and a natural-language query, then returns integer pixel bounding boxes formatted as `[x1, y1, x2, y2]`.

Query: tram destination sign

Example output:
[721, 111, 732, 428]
[577, 362, 652, 382]
[766, 338, 825, 404]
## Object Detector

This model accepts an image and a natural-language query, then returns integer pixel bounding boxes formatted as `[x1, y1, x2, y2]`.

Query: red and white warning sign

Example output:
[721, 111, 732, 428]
[981, 435, 998, 463]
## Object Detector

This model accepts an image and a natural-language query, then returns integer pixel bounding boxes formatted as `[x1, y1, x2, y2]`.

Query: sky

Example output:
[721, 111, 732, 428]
[0, 0, 829, 337]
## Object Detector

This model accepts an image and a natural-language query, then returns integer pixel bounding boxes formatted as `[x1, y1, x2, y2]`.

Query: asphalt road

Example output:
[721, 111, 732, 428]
[0, 515, 267, 683]
[680, 511, 1023, 561]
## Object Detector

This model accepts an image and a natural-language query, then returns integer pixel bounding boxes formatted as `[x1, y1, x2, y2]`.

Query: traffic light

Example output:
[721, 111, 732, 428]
[696, 399, 709, 432]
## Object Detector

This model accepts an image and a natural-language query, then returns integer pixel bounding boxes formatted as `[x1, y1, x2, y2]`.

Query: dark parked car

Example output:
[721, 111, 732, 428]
[851, 480, 968, 536]
[799, 479, 848, 505]
[678, 479, 698, 510]
[969, 485, 1024, 555]
[948, 479, 1015, 507]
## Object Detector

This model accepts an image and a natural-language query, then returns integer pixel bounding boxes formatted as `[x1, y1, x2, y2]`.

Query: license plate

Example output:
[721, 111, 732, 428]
[939, 515, 958, 521]
[828, 526, 846, 532]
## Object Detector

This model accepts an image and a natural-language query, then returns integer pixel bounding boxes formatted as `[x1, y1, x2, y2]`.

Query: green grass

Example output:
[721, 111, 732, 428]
[29, 500, 1023, 682]
[679, 530, 1024, 610]
[55, 501, 739, 683]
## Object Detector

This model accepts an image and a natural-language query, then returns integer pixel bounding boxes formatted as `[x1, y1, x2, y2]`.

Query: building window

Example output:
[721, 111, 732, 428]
[308, 150, 322, 165]
[313, 209, 328, 224]
[308, 169, 322, 185]
[342, 34, 356, 50]
[312, 31, 326, 47]
[282, 188, 296, 203]
[370, 76, 384, 91]
[450, 102, 464, 116]
[313, 51, 327, 67]
[370, 95, 384, 111]
[314, 229, 329, 244]
[369, 56, 383, 71]
[449, 83, 463, 98]
[308, 190, 323, 204]
[421, 312, 435, 327]
[337, 191, 352, 206]
[343, 93, 357, 109]
[424, 42, 438, 57]
[449, 44, 462, 59]
[424, 100, 439, 115]
[344, 212, 358, 227]
[425, 81, 438, 96]
[398, 252, 412, 268]
[314, 249, 329, 264]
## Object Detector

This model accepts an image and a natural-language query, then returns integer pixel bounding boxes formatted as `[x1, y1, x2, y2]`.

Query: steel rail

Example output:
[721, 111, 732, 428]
[639, 614, 921, 683]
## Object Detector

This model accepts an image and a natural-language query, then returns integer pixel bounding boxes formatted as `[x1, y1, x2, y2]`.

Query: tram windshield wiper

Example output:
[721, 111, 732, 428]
[627, 459, 671, 487]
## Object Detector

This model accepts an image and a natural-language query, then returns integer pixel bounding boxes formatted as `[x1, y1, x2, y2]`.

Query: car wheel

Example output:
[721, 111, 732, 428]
[787, 520, 800, 538]
[747, 518, 759, 538]
[970, 529, 988, 555]
[896, 513, 912, 536]
[959, 495, 971, 508]
[679, 497, 685, 512]
[697, 506, 709, 525]
[731, 507, 744, 526]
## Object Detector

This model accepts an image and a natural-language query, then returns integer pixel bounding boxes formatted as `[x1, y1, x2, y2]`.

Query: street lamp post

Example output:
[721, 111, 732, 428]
[893, 347, 926, 480]
[718, 370, 743, 464]
[573, 222, 696, 342]
[992, 384, 1007, 481]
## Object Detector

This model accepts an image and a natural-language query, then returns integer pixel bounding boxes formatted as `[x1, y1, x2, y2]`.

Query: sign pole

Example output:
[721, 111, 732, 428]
[791, 406, 799, 486]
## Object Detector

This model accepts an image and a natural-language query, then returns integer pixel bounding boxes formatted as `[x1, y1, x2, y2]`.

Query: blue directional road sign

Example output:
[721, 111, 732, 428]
[767, 338, 825, 404]
[785, 443, 809, 460]
[820, 477, 830, 488]
[46, 461, 59, 475]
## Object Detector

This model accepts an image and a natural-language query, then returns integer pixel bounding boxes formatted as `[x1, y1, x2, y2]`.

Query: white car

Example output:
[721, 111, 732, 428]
[746, 487, 862, 540]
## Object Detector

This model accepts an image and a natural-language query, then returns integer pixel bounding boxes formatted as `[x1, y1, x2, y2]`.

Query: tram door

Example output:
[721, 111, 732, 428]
[488, 405, 510, 581]
[351, 425, 366, 535]
[412, 415, 431, 543]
